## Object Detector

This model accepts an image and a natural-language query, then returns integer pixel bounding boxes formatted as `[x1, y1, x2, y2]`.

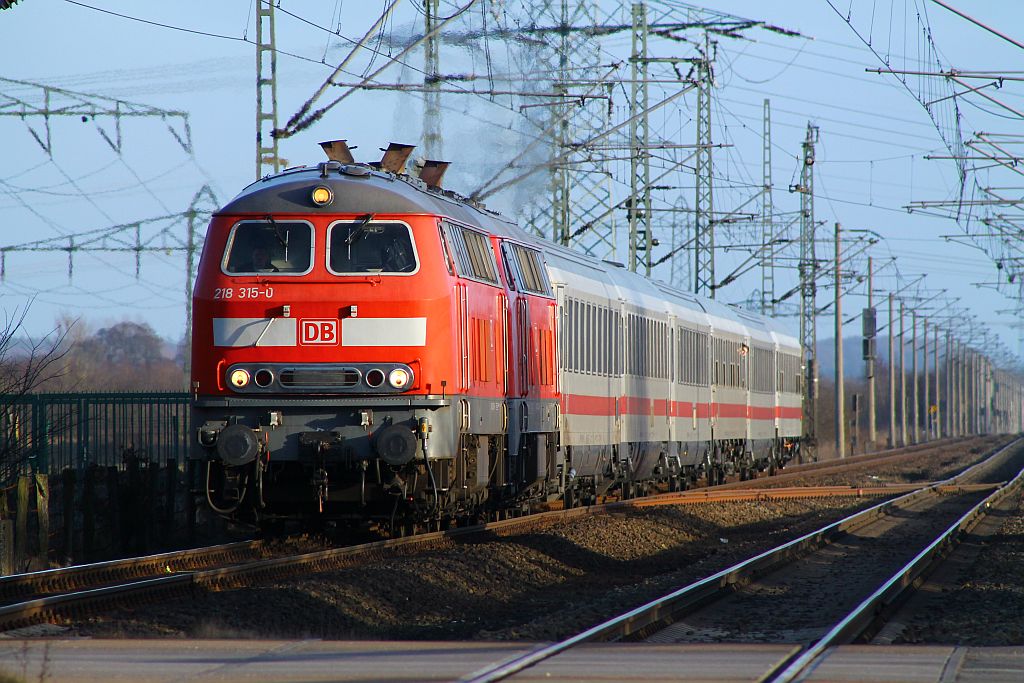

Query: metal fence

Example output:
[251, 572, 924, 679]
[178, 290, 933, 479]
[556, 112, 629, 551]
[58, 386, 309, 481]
[1, 393, 190, 476]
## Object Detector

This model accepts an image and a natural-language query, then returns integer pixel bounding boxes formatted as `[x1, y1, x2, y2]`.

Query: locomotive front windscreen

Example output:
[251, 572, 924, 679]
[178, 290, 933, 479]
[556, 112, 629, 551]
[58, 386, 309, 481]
[327, 221, 418, 274]
[222, 221, 314, 275]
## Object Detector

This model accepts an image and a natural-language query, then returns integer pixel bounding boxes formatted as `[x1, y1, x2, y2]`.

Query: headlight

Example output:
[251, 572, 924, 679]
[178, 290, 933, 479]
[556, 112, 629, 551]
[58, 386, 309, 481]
[388, 368, 411, 389]
[311, 185, 333, 206]
[229, 369, 250, 388]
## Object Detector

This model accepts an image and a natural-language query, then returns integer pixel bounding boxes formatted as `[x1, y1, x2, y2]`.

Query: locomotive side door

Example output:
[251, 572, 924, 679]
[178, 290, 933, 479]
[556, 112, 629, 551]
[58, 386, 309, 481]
[498, 241, 559, 490]
[494, 241, 525, 482]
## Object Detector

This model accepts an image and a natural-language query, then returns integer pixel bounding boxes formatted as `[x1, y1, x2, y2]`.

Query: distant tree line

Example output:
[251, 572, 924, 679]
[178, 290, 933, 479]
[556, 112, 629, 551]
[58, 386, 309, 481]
[41, 318, 187, 393]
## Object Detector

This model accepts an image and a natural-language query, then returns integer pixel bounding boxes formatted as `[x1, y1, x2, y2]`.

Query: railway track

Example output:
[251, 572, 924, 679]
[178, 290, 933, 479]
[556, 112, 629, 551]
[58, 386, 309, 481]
[0, 484, 902, 634]
[458, 437, 1024, 683]
[0, 436, 1007, 636]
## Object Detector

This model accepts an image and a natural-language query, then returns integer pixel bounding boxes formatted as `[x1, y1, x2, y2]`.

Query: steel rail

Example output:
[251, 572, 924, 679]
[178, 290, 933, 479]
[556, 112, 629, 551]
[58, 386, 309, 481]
[0, 482, 907, 609]
[710, 435, 1001, 492]
[2, 434, 980, 599]
[630, 483, 993, 507]
[0, 438, 1007, 633]
[0, 540, 260, 604]
[0, 484, 920, 632]
[457, 437, 1021, 683]
[770, 457, 1024, 681]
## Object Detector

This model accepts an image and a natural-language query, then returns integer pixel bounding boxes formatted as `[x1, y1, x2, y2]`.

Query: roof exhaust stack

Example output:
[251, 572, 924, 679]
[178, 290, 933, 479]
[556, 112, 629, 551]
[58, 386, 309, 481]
[376, 142, 416, 174]
[319, 139, 355, 164]
[418, 160, 450, 189]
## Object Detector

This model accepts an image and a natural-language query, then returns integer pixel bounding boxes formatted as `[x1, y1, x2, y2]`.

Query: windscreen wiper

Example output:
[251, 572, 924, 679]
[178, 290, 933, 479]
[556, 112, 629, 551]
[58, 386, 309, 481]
[344, 213, 376, 246]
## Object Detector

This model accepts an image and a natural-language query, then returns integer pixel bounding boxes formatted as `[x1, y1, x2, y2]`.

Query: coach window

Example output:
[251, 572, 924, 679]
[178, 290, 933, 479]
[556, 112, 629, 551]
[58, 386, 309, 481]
[572, 300, 580, 372]
[327, 221, 419, 275]
[438, 222, 499, 284]
[600, 308, 605, 375]
[602, 307, 610, 375]
[575, 300, 584, 373]
[585, 304, 593, 375]
[223, 220, 313, 275]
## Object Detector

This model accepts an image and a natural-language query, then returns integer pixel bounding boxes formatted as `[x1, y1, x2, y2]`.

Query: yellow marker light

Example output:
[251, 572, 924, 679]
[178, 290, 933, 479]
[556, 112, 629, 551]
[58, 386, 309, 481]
[311, 186, 334, 206]
[388, 368, 411, 389]
[229, 369, 251, 388]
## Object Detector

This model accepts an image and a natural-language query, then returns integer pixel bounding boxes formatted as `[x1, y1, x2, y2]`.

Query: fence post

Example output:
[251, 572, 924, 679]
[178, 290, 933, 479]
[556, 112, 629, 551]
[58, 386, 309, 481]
[186, 459, 198, 543]
[148, 458, 160, 550]
[124, 448, 142, 554]
[61, 468, 76, 564]
[35, 414, 50, 567]
[0, 490, 12, 575]
[15, 473, 30, 571]
[82, 465, 96, 561]
[165, 458, 178, 545]
[0, 518, 12, 576]
[35, 474, 49, 567]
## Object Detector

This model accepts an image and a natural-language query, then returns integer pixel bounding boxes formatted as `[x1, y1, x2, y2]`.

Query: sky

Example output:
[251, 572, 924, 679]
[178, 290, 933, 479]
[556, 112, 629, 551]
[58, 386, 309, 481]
[1, 0, 1022, 367]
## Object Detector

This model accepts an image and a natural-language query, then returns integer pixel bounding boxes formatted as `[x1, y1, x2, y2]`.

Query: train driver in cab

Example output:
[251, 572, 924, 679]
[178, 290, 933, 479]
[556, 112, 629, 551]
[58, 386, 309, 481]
[381, 235, 415, 272]
[239, 243, 279, 273]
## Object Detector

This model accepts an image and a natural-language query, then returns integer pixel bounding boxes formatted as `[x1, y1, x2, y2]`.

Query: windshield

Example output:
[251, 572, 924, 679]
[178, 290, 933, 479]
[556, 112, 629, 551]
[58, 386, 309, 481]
[327, 222, 418, 274]
[223, 221, 313, 275]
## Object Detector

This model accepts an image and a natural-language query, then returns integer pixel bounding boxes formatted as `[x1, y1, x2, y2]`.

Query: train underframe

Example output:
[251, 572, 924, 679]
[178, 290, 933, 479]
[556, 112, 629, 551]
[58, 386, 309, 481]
[193, 398, 799, 534]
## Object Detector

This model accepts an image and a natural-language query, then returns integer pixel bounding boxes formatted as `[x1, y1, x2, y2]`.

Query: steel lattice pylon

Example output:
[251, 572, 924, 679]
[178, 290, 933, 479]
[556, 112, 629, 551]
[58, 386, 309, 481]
[799, 122, 819, 457]
[256, 0, 281, 178]
[761, 98, 775, 315]
[422, 0, 443, 160]
[627, 2, 652, 274]
[516, 0, 615, 260]
[693, 34, 715, 298]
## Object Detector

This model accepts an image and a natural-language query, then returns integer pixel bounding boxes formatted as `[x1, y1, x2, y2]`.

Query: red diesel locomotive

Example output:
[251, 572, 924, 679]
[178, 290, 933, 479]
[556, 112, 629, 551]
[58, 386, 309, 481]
[190, 141, 802, 531]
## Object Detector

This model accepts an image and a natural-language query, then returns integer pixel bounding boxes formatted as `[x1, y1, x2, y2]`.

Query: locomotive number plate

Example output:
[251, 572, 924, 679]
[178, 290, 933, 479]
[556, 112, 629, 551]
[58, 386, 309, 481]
[214, 287, 275, 300]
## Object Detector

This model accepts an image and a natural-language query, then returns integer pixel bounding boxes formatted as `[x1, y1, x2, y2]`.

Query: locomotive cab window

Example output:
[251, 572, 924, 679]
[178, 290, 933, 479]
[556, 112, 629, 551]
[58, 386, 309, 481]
[222, 220, 313, 275]
[327, 221, 419, 275]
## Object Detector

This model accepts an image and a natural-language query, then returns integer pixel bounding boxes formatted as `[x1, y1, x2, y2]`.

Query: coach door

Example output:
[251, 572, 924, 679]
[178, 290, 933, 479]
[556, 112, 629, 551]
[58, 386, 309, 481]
[708, 331, 717, 436]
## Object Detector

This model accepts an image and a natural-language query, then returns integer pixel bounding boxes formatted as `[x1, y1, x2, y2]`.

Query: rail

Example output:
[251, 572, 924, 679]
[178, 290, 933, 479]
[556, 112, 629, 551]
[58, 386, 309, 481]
[458, 437, 1022, 683]
[2, 437, 1010, 634]
[0, 484, 909, 633]
[772, 451, 1024, 681]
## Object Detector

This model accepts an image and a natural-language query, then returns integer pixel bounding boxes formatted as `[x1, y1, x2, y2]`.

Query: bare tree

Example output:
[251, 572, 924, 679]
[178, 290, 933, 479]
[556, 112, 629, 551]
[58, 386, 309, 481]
[0, 305, 70, 490]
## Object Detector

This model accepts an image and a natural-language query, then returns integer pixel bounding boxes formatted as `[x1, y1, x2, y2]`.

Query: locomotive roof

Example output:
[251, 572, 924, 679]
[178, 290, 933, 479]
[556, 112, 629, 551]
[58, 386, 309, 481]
[219, 162, 529, 239]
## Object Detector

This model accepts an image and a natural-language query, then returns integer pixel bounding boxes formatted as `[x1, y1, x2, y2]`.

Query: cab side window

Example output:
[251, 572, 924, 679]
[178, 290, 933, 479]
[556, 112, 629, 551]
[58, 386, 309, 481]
[441, 221, 499, 285]
[501, 242, 552, 297]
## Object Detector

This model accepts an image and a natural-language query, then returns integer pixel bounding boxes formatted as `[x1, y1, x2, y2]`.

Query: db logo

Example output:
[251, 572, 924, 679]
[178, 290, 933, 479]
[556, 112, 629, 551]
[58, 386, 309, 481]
[300, 319, 338, 345]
